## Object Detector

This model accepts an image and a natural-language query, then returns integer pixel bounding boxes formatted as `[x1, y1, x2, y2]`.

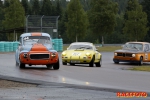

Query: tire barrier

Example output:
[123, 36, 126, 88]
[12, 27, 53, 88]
[0, 42, 19, 52]
[0, 39, 63, 52]
[52, 39, 63, 52]
[0, 42, 4, 52]
[4, 42, 10, 52]
[13, 42, 19, 51]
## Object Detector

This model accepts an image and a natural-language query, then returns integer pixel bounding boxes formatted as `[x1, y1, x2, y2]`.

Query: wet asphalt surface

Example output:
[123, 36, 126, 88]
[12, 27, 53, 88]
[0, 52, 150, 100]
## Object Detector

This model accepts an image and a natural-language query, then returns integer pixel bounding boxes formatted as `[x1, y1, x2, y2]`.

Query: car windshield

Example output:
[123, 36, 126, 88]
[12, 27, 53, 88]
[23, 36, 51, 45]
[123, 43, 143, 51]
[68, 44, 93, 50]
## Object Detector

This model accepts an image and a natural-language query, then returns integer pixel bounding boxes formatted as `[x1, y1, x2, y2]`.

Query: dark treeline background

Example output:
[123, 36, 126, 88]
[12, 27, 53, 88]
[0, 0, 149, 44]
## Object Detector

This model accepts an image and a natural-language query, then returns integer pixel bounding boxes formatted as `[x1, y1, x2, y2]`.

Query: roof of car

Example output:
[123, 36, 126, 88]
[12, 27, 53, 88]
[70, 42, 93, 46]
[126, 42, 149, 44]
[20, 32, 51, 38]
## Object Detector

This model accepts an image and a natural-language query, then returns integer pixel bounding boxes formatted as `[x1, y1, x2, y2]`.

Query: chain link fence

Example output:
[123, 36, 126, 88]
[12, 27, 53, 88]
[26, 15, 59, 39]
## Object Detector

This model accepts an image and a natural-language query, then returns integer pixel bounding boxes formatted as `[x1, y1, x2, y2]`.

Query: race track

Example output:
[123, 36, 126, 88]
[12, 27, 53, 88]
[0, 52, 150, 93]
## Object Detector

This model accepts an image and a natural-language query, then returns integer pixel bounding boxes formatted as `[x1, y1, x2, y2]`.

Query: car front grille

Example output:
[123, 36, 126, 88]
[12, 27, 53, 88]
[117, 53, 132, 57]
[30, 54, 49, 59]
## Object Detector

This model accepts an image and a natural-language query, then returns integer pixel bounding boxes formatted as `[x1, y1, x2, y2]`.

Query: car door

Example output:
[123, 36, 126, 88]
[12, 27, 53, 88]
[143, 44, 150, 61]
[146, 44, 150, 62]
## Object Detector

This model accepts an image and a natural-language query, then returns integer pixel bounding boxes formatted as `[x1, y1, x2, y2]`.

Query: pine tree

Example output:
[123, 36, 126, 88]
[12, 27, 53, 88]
[59, 10, 68, 43]
[2, 0, 25, 40]
[55, 0, 62, 17]
[123, 0, 148, 41]
[66, 0, 88, 42]
[40, 0, 52, 16]
[141, 0, 150, 42]
[88, 0, 118, 44]
[32, 0, 40, 15]
[21, 0, 31, 15]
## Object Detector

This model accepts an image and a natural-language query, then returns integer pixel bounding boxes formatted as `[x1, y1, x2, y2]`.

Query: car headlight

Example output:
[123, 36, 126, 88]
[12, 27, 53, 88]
[23, 53, 28, 58]
[132, 54, 135, 57]
[86, 52, 91, 56]
[114, 53, 117, 56]
[51, 52, 56, 57]
[62, 52, 66, 56]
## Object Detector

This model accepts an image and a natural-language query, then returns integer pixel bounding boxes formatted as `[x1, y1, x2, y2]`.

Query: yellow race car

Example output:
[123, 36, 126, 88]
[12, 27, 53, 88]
[61, 42, 102, 67]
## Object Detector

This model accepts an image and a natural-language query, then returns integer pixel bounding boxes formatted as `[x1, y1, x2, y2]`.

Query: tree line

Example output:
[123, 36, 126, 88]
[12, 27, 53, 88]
[0, 0, 149, 44]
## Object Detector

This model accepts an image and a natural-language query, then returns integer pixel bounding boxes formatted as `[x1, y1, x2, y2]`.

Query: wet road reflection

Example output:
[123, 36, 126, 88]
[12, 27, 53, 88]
[0, 52, 150, 93]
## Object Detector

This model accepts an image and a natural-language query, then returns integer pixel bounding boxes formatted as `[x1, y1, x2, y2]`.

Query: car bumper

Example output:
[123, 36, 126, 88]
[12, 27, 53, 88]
[20, 59, 58, 65]
[62, 58, 92, 64]
[19, 52, 59, 65]
[113, 58, 139, 63]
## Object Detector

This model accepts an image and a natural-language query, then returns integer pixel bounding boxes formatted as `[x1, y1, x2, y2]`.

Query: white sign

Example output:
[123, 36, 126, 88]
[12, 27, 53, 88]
[53, 29, 57, 32]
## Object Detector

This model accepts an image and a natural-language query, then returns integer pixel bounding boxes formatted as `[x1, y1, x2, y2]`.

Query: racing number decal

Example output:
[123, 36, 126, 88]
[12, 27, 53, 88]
[24, 36, 29, 40]
[72, 52, 81, 56]
[145, 53, 148, 60]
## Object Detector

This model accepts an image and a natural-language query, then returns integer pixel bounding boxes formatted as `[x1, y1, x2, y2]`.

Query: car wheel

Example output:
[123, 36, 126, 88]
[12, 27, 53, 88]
[19, 62, 25, 68]
[89, 56, 95, 67]
[114, 61, 119, 64]
[62, 62, 67, 65]
[95, 58, 102, 67]
[70, 63, 75, 66]
[18, 58, 25, 68]
[139, 57, 143, 65]
[46, 64, 53, 69]
[53, 59, 60, 70]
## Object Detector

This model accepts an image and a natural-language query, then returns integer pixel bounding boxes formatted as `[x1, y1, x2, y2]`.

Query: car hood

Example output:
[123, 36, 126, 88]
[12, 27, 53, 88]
[21, 43, 53, 52]
[63, 49, 94, 56]
[115, 49, 143, 53]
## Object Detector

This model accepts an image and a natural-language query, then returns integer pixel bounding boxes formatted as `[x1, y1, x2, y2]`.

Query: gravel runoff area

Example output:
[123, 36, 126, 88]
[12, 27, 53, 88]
[0, 79, 119, 100]
[0, 79, 150, 100]
[0, 79, 36, 88]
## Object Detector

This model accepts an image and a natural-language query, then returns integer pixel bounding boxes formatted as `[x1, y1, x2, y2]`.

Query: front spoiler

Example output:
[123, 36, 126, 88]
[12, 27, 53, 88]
[20, 59, 58, 65]
[113, 59, 139, 63]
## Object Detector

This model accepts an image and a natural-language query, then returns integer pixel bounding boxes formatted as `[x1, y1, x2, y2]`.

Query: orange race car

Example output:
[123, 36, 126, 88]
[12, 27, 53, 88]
[15, 32, 59, 70]
[113, 42, 150, 65]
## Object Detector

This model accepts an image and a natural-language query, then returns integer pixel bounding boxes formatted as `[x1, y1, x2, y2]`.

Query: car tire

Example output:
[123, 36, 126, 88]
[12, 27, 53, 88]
[139, 57, 143, 65]
[70, 63, 75, 66]
[19, 62, 25, 68]
[95, 58, 102, 67]
[46, 64, 53, 69]
[53, 59, 60, 70]
[62, 62, 67, 65]
[114, 61, 119, 64]
[89, 56, 95, 67]
[18, 58, 25, 68]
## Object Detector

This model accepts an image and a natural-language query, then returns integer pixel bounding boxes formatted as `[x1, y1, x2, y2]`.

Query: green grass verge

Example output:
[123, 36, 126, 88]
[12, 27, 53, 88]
[129, 66, 150, 72]
[97, 46, 122, 52]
